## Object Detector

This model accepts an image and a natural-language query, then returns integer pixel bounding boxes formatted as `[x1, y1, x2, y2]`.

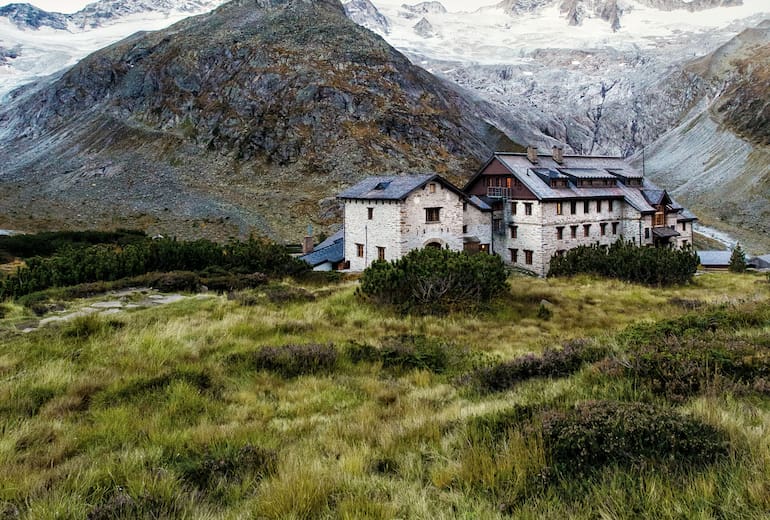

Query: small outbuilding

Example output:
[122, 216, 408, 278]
[299, 229, 346, 271]
[697, 250, 732, 270]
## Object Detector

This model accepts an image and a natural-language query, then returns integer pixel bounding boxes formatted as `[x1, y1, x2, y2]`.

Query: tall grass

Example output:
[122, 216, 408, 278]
[0, 272, 767, 518]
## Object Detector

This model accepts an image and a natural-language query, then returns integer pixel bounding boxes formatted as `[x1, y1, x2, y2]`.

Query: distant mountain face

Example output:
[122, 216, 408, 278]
[343, 0, 390, 33]
[635, 23, 770, 249]
[0, 0, 520, 240]
[0, 0, 222, 30]
[0, 0, 228, 97]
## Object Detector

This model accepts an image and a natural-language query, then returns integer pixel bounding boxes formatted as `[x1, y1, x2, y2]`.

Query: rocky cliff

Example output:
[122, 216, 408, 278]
[0, 0, 520, 240]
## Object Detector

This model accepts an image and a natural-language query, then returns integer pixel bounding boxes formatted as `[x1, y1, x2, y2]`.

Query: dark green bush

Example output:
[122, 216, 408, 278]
[539, 400, 729, 474]
[252, 344, 338, 377]
[0, 234, 307, 298]
[149, 271, 201, 293]
[548, 239, 699, 286]
[346, 335, 463, 374]
[262, 284, 316, 305]
[618, 307, 769, 348]
[166, 443, 277, 490]
[359, 247, 508, 314]
[608, 335, 770, 402]
[468, 340, 608, 393]
[203, 272, 268, 292]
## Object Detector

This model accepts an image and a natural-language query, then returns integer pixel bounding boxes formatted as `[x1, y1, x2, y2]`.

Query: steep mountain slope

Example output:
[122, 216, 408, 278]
[0, 0, 520, 240]
[635, 23, 770, 249]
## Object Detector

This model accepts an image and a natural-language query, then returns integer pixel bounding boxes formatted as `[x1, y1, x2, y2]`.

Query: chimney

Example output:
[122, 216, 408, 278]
[526, 145, 538, 164]
[552, 145, 564, 164]
[302, 235, 314, 254]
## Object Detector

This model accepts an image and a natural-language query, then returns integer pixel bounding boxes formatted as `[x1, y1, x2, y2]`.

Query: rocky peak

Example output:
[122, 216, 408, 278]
[343, 0, 390, 33]
[401, 1, 446, 14]
[0, 3, 68, 30]
[413, 16, 435, 37]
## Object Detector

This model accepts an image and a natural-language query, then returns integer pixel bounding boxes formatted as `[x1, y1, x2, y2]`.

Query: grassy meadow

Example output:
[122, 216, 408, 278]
[0, 272, 769, 518]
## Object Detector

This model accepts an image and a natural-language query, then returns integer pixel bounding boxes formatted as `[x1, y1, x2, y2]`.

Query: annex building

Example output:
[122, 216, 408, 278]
[303, 146, 697, 276]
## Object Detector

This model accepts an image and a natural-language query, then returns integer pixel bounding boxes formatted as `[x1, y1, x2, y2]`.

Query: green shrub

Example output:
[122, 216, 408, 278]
[0, 234, 307, 299]
[359, 248, 508, 313]
[468, 340, 608, 393]
[166, 443, 277, 490]
[346, 335, 464, 374]
[149, 271, 201, 293]
[252, 344, 338, 377]
[548, 239, 699, 286]
[618, 307, 769, 348]
[262, 284, 316, 305]
[539, 400, 729, 474]
[203, 272, 268, 292]
[608, 334, 770, 402]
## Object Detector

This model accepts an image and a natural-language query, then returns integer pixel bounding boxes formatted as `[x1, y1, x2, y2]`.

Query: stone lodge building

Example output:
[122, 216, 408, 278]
[304, 147, 697, 276]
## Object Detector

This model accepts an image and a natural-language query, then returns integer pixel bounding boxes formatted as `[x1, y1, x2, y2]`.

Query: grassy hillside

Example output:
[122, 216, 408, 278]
[1, 273, 769, 518]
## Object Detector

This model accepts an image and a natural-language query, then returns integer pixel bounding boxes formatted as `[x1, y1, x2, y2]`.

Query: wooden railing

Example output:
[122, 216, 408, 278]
[487, 187, 512, 199]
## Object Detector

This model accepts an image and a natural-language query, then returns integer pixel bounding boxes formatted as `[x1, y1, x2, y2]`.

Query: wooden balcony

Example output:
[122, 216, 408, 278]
[487, 187, 512, 199]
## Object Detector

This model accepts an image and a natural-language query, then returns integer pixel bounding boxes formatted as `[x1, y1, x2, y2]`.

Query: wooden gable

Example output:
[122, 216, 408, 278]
[465, 158, 537, 200]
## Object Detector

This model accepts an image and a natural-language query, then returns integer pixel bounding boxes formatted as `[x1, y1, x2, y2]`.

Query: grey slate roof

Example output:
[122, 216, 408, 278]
[697, 250, 732, 267]
[468, 195, 492, 211]
[338, 174, 438, 201]
[300, 229, 344, 267]
[480, 153, 696, 217]
[652, 227, 680, 239]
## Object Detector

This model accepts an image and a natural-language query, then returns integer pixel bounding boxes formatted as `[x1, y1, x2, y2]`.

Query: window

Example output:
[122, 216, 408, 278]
[682, 240, 688, 246]
[493, 218, 503, 233]
[556, 226, 564, 240]
[608, 200, 614, 212]
[510, 226, 518, 239]
[425, 207, 441, 223]
[462, 225, 468, 234]
[367, 207, 374, 220]
[428, 183, 436, 194]
[583, 224, 591, 237]
[524, 203, 533, 216]
[463, 202, 468, 211]
[596, 200, 602, 212]
[612, 222, 619, 235]
[570, 225, 578, 239]
[524, 250, 533, 265]
[480, 244, 490, 254]
[356, 243, 364, 258]
[510, 248, 518, 263]
[681, 222, 686, 231]
[644, 228, 650, 239]
[570, 201, 577, 214]
[556, 202, 563, 215]
[511, 202, 517, 215]
[377, 247, 386, 261]
[584, 200, 590, 214]
[600, 223, 607, 236]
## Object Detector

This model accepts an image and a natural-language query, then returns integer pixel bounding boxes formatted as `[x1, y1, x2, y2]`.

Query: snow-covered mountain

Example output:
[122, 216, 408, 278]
[0, 0, 226, 97]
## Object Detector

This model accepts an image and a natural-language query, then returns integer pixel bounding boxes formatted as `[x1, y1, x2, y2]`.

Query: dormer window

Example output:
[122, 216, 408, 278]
[374, 181, 391, 190]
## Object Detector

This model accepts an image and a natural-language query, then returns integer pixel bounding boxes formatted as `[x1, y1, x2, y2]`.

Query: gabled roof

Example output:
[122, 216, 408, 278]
[338, 174, 457, 201]
[463, 152, 697, 217]
[299, 229, 344, 267]
[697, 250, 732, 267]
[467, 195, 492, 211]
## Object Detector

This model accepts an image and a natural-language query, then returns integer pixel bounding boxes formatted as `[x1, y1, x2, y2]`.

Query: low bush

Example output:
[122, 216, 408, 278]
[252, 344, 338, 378]
[359, 247, 508, 314]
[346, 335, 464, 374]
[618, 306, 769, 348]
[262, 284, 316, 305]
[468, 340, 608, 393]
[204, 272, 267, 292]
[548, 239, 699, 286]
[607, 334, 770, 402]
[148, 271, 201, 293]
[166, 443, 277, 490]
[539, 400, 729, 474]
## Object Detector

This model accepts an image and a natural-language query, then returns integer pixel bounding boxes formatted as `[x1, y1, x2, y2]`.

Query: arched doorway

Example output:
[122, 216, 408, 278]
[425, 241, 442, 249]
